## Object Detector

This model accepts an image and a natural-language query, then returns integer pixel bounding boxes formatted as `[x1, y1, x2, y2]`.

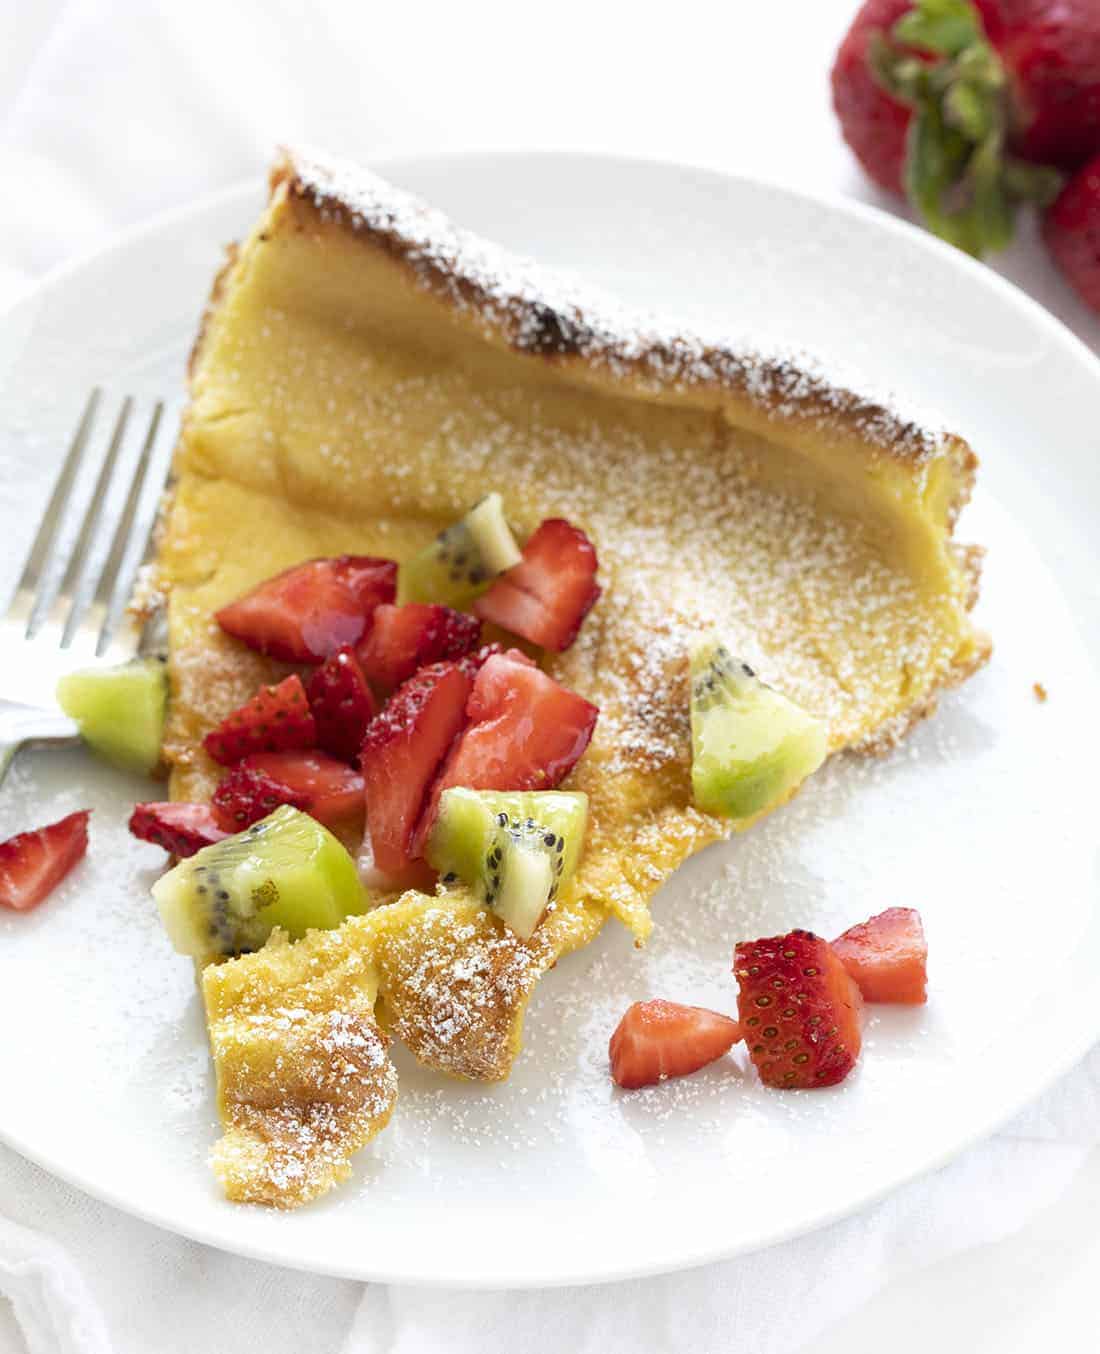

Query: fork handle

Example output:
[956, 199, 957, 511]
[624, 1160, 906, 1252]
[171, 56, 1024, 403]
[0, 703, 81, 789]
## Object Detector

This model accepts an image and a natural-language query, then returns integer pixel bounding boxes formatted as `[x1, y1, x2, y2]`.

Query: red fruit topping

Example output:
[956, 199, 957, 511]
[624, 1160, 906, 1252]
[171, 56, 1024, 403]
[212, 764, 309, 831]
[128, 802, 228, 858]
[609, 999, 742, 1090]
[734, 930, 864, 1089]
[413, 650, 598, 854]
[203, 675, 316, 766]
[357, 833, 438, 895]
[456, 642, 531, 678]
[832, 0, 1093, 256]
[831, 0, 915, 195]
[474, 518, 600, 652]
[0, 810, 90, 912]
[229, 751, 365, 831]
[216, 555, 397, 663]
[1043, 153, 1100, 313]
[357, 603, 481, 692]
[306, 646, 377, 762]
[989, 0, 1100, 171]
[832, 907, 928, 1004]
[360, 661, 473, 875]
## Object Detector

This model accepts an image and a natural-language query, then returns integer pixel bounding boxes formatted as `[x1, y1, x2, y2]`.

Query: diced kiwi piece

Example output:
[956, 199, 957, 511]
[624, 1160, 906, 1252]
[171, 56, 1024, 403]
[56, 656, 167, 774]
[398, 493, 522, 607]
[152, 805, 366, 966]
[425, 788, 588, 940]
[689, 636, 827, 822]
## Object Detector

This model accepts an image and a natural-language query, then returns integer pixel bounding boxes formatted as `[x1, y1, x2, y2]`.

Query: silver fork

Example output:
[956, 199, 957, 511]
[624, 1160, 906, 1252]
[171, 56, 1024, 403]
[0, 389, 175, 786]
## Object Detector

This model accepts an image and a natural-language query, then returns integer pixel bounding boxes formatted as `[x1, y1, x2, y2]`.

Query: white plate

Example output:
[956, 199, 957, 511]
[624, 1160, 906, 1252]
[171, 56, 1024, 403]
[0, 152, 1098, 1288]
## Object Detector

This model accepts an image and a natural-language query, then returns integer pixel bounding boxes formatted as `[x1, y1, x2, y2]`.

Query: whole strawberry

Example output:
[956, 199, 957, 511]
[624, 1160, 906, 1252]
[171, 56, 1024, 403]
[832, 0, 920, 195]
[985, 1, 1100, 170]
[1043, 153, 1100, 310]
[832, 0, 1100, 255]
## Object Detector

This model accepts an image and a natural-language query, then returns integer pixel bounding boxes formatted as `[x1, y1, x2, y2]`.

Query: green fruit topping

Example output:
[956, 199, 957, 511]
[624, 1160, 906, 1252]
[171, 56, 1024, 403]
[398, 493, 522, 607]
[152, 805, 366, 966]
[56, 656, 167, 774]
[425, 788, 588, 940]
[689, 637, 827, 822]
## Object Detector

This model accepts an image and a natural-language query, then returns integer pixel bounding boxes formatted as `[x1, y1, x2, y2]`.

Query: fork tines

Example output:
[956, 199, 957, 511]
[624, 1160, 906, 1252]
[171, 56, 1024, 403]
[3, 390, 174, 663]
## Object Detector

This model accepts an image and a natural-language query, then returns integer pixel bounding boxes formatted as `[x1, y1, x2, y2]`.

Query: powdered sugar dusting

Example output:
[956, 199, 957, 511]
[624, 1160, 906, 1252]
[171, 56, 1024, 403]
[374, 898, 556, 1082]
[203, 928, 399, 1206]
[288, 147, 943, 464]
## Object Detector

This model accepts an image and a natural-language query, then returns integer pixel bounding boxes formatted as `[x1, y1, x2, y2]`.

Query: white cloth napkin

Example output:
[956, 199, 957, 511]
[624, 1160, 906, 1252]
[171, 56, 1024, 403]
[2, 2, 1099, 1351]
[3, 1072, 1099, 1354]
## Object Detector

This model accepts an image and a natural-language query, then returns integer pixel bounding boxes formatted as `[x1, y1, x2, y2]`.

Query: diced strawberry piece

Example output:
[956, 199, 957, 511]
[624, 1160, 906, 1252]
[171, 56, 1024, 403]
[203, 675, 316, 766]
[734, 930, 864, 1089]
[455, 641, 523, 678]
[832, 907, 928, 1005]
[360, 661, 473, 874]
[474, 518, 600, 651]
[609, 1000, 741, 1090]
[128, 802, 228, 857]
[413, 650, 597, 854]
[357, 832, 438, 895]
[212, 764, 309, 831]
[456, 643, 540, 681]
[224, 751, 365, 830]
[216, 556, 397, 663]
[0, 810, 90, 912]
[356, 603, 481, 692]
[306, 646, 377, 762]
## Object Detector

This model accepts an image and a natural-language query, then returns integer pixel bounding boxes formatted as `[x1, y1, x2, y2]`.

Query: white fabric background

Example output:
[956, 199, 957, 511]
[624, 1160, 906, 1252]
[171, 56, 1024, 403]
[1, 2, 1098, 1351]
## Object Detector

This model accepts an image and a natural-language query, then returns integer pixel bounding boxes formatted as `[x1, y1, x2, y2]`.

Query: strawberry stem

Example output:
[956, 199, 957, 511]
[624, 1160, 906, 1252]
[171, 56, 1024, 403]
[869, 0, 1064, 256]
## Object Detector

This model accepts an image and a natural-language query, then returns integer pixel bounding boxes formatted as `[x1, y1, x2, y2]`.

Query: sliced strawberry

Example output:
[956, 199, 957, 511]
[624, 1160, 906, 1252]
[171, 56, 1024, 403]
[609, 999, 741, 1090]
[456, 641, 520, 678]
[356, 603, 481, 692]
[832, 907, 928, 1005]
[212, 763, 309, 831]
[128, 802, 228, 857]
[474, 518, 600, 651]
[734, 930, 864, 1089]
[413, 650, 597, 854]
[203, 674, 316, 765]
[0, 810, 90, 912]
[230, 751, 365, 830]
[360, 660, 473, 874]
[357, 832, 438, 895]
[306, 646, 377, 762]
[216, 555, 397, 663]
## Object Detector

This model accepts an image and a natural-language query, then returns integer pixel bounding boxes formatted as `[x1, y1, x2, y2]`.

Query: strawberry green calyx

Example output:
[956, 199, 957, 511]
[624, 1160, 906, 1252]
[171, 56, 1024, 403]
[870, 0, 1063, 256]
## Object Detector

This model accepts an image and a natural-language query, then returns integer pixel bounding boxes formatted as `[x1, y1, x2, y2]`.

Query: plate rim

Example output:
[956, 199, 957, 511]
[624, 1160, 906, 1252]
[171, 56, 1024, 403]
[2, 147, 1099, 1288]
[14, 144, 1100, 388]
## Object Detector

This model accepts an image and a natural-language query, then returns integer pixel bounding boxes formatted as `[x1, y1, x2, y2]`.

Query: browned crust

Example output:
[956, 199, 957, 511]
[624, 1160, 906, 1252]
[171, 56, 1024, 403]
[187, 240, 238, 381]
[261, 149, 988, 727]
[271, 150, 973, 523]
[956, 543, 987, 611]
